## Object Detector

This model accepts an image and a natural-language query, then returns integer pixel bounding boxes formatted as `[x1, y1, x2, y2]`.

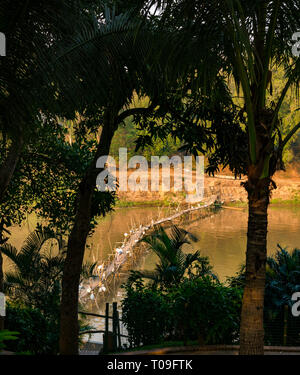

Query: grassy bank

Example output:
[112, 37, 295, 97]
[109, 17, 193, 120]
[116, 198, 300, 209]
[224, 196, 300, 208]
[115, 199, 173, 208]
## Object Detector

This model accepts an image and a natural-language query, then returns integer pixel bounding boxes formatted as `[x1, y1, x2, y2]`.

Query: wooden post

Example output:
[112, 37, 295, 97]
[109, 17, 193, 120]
[103, 303, 109, 353]
[112, 302, 118, 351]
[117, 309, 121, 349]
[283, 305, 288, 346]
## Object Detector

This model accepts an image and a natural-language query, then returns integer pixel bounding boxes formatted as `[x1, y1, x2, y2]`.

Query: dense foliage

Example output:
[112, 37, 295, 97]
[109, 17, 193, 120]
[123, 226, 300, 349]
[122, 272, 242, 347]
[122, 226, 242, 347]
[0, 329, 19, 351]
[1, 227, 95, 354]
[228, 245, 300, 346]
[5, 302, 59, 355]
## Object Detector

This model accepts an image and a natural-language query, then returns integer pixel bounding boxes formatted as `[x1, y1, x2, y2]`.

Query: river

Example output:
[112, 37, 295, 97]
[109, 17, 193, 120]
[4, 204, 300, 345]
[85, 204, 300, 283]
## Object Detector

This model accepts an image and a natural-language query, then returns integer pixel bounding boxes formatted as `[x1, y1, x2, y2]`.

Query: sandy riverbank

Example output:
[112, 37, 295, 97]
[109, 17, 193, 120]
[116, 166, 300, 206]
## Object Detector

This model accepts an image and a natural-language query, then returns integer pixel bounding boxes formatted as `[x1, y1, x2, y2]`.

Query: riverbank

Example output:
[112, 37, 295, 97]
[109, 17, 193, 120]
[116, 170, 300, 207]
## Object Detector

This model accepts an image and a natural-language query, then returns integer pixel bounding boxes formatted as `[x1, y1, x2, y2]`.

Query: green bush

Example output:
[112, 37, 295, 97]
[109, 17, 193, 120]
[121, 273, 173, 347]
[5, 302, 59, 354]
[0, 330, 19, 351]
[121, 272, 242, 347]
[171, 277, 242, 344]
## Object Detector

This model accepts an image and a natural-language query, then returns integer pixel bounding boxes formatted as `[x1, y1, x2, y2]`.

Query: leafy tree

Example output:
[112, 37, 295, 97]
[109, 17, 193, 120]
[56, 2, 190, 354]
[0, 0, 90, 202]
[0, 112, 112, 333]
[0, 0, 109, 330]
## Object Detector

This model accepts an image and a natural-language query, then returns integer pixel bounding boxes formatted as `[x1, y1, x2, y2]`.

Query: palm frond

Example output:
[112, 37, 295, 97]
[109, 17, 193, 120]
[0, 243, 18, 264]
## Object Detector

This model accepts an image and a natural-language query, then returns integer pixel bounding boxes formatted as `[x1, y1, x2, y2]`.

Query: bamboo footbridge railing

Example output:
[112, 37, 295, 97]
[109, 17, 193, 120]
[79, 195, 219, 301]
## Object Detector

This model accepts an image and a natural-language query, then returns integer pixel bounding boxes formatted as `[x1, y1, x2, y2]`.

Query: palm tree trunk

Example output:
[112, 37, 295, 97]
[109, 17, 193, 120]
[59, 114, 117, 355]
[239, 174, 270, 355]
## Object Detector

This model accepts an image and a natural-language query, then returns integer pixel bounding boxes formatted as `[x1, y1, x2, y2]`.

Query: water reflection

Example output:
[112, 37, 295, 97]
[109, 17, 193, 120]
[141, 206, 300, 281]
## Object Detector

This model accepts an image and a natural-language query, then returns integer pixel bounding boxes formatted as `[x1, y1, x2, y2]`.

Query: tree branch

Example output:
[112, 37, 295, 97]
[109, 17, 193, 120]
[282, 122, 300, 150]
[271, 75, 293, 132]
[116, 103, 157, 125]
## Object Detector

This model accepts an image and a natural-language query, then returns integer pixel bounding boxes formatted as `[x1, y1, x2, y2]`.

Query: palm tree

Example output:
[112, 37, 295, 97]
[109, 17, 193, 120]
[264, 245, 300, 345]
[266, 245, 300, 309]
[140, 225, 217, 289]
[1, 226, 95, 318]
[146, 0, 300, 354]
[228, 245, 300, 345]
[1, 227, 66, 318]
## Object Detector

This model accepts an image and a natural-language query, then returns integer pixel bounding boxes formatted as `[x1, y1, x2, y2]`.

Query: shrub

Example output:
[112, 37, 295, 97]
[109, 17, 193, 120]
[170, 277, 242, 344]
[0, 330, 19, 351]
[121, 272, 173, 347]
[5, 302, 59, 354]
[121, 272, 242, 347]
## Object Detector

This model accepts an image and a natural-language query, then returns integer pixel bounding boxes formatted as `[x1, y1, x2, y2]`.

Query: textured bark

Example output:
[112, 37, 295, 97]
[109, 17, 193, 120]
[59, 114, 117, 355]
[239, 173, 270, 355]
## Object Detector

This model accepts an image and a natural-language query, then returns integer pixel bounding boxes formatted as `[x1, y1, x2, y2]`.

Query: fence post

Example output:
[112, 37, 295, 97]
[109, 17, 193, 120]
[103, 303, 109, 353]
[117, 309, 121, 349]
[112, 302, 118, 351]
[283, 304, 288, 346]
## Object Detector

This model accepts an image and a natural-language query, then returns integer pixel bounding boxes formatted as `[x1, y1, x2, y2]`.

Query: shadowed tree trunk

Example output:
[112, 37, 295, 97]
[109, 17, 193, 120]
[59, 111, 117, 355]
[239, 164, 271, 354]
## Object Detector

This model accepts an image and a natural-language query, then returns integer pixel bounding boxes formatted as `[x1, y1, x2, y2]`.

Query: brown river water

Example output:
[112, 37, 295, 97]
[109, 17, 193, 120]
[86, 204, 300, 282]
[4, 204, 300, 344]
